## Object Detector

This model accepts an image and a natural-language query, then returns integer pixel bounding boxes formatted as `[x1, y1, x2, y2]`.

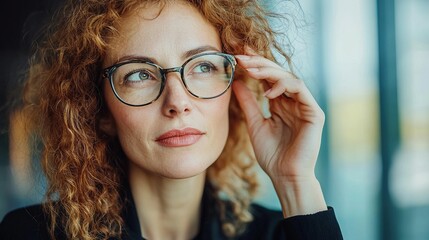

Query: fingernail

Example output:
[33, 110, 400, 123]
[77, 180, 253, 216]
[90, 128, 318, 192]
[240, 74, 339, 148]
[235, 55, 250, 60]
[246, 68, 259, 72]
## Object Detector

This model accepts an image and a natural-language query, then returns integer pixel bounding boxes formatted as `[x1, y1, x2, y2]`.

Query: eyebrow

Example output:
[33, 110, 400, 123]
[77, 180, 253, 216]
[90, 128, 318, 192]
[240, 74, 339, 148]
[181, 45, 220, 59]
[114, 45, 221, 65]
[115, 55, 157, 64]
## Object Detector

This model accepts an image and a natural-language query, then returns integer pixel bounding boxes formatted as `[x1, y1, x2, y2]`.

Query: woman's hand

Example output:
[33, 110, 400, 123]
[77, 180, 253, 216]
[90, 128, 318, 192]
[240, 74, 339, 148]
[232, 49, 327, 217]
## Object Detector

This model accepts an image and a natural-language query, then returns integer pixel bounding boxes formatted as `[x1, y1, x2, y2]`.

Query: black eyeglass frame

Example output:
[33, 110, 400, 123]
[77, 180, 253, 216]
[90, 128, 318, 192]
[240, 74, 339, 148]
[102, 52, 237, 107]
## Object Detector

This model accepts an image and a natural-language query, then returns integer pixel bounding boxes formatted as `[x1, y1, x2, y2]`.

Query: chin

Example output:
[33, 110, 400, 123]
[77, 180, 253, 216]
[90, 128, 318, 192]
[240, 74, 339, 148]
[159, 157, 216, 179]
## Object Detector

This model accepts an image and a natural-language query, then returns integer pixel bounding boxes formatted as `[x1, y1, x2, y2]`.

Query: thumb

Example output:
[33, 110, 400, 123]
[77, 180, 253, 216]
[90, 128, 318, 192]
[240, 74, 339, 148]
[232, 80, 264, 130]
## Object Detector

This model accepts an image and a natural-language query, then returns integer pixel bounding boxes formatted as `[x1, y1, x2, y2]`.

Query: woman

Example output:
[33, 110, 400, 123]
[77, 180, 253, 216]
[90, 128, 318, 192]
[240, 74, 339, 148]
[1, 0, 343, 239]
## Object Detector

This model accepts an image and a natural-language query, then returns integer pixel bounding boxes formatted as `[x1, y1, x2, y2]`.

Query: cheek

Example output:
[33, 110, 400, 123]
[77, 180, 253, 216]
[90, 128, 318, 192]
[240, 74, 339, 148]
[208, 92, 231, 146]
[103, 85, 146, 139]
[106, 102, 155, 166]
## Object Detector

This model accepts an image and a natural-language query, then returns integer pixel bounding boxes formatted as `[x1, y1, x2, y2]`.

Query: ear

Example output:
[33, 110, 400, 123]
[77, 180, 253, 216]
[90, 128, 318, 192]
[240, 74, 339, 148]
[99, 111, 117, 137]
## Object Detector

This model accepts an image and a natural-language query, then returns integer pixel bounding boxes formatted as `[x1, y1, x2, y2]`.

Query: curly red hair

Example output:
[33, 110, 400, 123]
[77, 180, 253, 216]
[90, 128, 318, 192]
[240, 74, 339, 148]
[22, 0, 293, 239]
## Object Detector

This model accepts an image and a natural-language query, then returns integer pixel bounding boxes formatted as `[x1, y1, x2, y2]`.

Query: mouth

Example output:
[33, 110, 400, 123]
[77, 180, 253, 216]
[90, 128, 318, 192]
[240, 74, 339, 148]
[155, 128, 205, 147]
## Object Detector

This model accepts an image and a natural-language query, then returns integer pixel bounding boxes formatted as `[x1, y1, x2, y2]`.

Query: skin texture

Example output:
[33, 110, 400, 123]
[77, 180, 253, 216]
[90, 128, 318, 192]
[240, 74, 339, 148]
[103, 1, 327, 239]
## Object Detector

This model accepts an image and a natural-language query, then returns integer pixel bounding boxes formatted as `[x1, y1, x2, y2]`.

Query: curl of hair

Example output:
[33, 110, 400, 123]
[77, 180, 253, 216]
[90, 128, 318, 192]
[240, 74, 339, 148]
[22, 0, 295, 239]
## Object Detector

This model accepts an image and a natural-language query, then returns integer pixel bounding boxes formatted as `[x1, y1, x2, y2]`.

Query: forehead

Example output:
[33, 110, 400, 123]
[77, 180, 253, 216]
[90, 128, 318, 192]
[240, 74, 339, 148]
[105, 2, 222, 65]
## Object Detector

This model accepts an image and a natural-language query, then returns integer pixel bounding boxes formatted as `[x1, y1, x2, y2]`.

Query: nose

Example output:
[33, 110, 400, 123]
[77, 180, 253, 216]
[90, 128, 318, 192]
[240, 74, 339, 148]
[161, 71, 193, 117]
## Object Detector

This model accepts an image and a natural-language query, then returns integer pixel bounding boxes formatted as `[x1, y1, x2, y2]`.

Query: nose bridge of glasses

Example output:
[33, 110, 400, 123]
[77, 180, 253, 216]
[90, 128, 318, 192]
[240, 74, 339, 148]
[161, 66, 189, 94]
[162, 66, 184, 87]
[163, 66, 182, 75]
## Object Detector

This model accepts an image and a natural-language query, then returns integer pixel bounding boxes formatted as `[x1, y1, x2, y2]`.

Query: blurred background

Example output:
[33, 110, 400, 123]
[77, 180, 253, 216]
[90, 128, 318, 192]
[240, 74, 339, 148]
[0, 0, 428, 239]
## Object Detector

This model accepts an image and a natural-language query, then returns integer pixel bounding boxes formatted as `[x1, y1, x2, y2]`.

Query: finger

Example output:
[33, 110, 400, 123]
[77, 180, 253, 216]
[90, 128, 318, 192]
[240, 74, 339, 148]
[244, 46, 259, 56]
[244, 66, 294, 84]
[235, 54, 281, 70]
[244, 66, 319, 107]
[232, 80, 265, 128]
[235, 52, 320, 110]
[264, 77, 301, 99]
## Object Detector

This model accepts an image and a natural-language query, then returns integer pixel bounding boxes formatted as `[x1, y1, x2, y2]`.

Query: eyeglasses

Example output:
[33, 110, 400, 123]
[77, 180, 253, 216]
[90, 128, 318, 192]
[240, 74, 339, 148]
[103, 52, 236, 107]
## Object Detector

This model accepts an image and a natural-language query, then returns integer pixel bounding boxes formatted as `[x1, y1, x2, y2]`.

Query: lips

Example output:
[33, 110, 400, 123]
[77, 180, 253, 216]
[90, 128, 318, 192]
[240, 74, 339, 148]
[155, 128, 205, 147]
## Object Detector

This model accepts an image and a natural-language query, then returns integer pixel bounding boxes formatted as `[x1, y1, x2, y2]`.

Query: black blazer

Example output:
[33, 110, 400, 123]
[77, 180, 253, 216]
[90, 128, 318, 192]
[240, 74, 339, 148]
[1, 185, 343, 240]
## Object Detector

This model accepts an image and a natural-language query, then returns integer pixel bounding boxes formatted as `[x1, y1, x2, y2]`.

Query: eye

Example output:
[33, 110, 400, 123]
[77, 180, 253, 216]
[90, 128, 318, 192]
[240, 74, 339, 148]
[192, 62, 216, 74]
[125, 69, 155, 82]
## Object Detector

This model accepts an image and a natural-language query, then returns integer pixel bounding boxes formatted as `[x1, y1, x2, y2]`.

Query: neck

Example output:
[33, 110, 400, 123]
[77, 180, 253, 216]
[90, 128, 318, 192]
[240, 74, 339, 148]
[128, 163, 206, 240]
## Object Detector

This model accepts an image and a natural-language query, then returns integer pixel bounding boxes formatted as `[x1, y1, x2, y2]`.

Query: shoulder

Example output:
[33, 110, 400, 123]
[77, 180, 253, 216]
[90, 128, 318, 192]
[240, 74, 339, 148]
[0, 204, 51, 240]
